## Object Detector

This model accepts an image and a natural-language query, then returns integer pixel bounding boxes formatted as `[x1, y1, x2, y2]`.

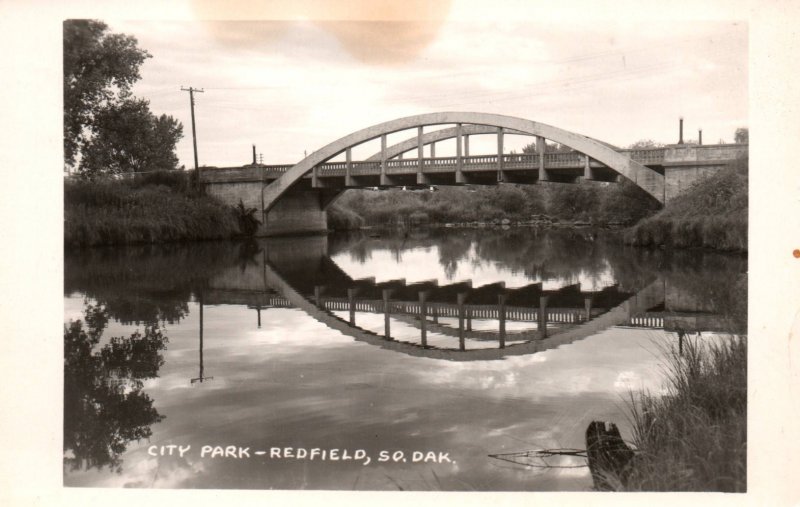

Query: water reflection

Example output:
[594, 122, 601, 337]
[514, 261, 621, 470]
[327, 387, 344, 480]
[63, 303, 168, 472]
[63, 228, 746, 489]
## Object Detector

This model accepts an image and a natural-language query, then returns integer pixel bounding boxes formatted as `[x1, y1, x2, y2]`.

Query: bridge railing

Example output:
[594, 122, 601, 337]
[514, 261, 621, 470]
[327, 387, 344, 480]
[203, 146, 674, 182]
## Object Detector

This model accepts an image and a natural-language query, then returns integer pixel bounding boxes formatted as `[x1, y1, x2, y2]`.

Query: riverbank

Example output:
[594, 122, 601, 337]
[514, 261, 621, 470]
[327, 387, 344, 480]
[328, 178, 659, 231]
[618, 334, 747, 492]
[624, 156, 748, 252]
[64, 171, 241, 249]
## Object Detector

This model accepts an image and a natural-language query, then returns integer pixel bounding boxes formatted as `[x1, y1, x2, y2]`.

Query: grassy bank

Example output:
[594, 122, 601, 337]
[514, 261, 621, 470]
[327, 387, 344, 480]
[328, 178, 660, 230]
[624, 157, 748, 252]
[619, 335, 747, 492]
[64, 171, 241, 248]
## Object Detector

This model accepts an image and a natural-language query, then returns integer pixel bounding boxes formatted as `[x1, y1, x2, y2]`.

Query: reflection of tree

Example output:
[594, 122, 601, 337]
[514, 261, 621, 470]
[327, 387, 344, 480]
[437, 233, 473, 280]
[64, 302, 168, 473]
[65, 242, 242, 325]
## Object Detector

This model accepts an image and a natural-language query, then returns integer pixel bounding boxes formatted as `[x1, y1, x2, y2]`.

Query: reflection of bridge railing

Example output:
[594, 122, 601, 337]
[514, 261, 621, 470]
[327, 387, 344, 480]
[227, 291, 596, 324]
[320, 297, 591, 323]
[620, 312, 665, 329]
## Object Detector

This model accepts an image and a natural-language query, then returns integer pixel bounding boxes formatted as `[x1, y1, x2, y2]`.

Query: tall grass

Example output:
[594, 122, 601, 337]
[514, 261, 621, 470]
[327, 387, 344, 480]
[64, 172, 240, 248]
[620, 335, 747, 492]
[625, 156, 748, 252]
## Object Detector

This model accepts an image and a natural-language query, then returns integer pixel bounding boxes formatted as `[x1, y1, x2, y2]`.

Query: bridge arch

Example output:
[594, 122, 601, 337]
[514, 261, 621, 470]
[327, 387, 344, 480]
[365, 124, 530, 162]
[262, 112, 665, 210]
[366, 125, 621, 162]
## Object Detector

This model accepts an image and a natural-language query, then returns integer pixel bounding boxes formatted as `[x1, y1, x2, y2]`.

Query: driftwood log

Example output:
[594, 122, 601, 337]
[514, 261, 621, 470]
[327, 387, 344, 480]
[585, 421, 636, 490]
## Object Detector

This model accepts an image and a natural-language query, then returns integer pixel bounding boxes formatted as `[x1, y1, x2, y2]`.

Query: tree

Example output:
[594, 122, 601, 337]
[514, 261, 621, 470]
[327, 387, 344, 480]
[79, 98, 183, 177]
[522, 141, 575, 154]
[627, 139, 665, 149]
[734, 127, 748, 144]
[63, 20, 183, 176]
[64, 20, 150, 169]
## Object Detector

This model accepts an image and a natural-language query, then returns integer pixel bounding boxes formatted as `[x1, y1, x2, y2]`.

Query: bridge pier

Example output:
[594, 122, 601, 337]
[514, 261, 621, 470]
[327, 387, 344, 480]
[457, 293, 467, 351]
[539, 296, 549, 339]
[418, 291, 428, 347]
[537, 136, 548, 181]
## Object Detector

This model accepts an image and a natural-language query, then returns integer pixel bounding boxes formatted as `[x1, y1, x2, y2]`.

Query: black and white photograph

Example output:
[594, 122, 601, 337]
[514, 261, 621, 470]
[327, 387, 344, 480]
[2, 0, 800, 504]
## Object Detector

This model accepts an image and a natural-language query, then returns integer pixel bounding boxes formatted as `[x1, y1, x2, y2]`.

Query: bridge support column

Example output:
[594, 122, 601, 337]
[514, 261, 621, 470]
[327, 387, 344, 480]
[416, 126, 428, 185]
[312, 164, 320, 188]
[383, 289, 392, 340]
[584, 296, 593, 322]
[314, 285, 324, 309]
[497, 127, 505, 182]
[345, 148, 355, 187]
[583, 154, 594, 181]
[430, 141, 436, 158]
[457, 293, 467, 351]
[466, 308, 472, 331]
[348, 288, 357, 325]
[418, 291, 428, 347]
[456, 123, 465, 184]
[498, 294, 507, 349]
[538, 296, 549, 339]
[537, 136, 548, 181]
[464, 134, 470, 157]
[380, 134, 388, 186]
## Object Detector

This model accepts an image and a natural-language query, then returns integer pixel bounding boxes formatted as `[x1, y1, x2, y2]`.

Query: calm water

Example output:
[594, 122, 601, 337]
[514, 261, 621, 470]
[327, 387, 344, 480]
[63, 228, 746, 490]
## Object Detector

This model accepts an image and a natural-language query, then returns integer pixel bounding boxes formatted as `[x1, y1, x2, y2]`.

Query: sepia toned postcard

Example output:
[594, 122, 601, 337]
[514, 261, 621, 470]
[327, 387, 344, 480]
[1, 0, 799, 506]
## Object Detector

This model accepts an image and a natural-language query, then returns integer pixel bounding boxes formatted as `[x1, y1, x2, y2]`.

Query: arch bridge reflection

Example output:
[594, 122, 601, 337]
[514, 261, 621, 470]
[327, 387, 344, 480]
[197, 237, 697, 361]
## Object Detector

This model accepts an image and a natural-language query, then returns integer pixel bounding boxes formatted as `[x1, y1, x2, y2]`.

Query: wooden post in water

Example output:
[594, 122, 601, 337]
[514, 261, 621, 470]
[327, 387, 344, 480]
[539, 295, 549, 339]
[383, 289, 392, 340]
[256, 306, 262, 328]
[457, 293, 467, 351]
[347, 288, 357, 325]
[498, 293, 507, 349]
[419, 291, 428, 347]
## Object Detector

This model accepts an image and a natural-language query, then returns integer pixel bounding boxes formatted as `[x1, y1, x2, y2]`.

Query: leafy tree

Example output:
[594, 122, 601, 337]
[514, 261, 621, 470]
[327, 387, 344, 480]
[627, 139, 665, 149]
[79, 98, 183, 177]
[64, 20, 150, 169]
[63, 20, 183, 176]
[734, 127, 748, 144]
[522, 141, 575, 154]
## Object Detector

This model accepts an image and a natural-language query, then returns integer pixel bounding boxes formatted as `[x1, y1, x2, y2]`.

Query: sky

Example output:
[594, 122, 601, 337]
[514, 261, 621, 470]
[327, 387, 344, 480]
[106, 9, 747, 168]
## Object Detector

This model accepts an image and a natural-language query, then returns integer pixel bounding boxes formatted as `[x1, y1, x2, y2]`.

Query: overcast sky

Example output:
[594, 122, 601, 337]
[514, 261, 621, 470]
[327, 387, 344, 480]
[108, 9, 747, 168]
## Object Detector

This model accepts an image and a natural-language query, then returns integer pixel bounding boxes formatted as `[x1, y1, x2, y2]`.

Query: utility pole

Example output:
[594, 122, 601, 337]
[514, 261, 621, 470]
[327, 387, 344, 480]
[191, 292, 213, 384]
[181, 86, 204, 178]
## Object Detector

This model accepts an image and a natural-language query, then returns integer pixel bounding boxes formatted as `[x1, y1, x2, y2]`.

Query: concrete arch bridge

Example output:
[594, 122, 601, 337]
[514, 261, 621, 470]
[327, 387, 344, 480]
[200, 112, 747, 236]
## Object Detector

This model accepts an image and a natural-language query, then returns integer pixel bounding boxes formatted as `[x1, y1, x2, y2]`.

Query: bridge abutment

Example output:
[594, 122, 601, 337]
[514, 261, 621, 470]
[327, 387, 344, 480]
[261, 188, 329, 236]
[205, 179, 329, 236]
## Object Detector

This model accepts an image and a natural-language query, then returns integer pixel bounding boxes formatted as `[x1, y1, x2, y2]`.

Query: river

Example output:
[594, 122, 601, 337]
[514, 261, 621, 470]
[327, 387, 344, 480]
[63, 227, 746, 490]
